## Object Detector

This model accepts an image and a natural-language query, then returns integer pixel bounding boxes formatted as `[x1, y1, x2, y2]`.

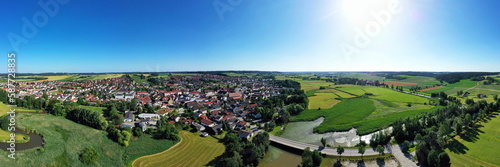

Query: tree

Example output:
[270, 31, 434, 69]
[133, 127, 143, 138]
[376, 145, 385, 156]
[79, 147, 100, 165]
[358, 145, 366, 158]
[67, 108, 107, 130]
[438, 151, 451, 167]
[402, 140, 411, 153]
[301, 147, 313, 167]
[427, 149, 439, 166]
[312, 150, 323, 166]
[321, 137, 326, 148]
[337, 146, 344, 159]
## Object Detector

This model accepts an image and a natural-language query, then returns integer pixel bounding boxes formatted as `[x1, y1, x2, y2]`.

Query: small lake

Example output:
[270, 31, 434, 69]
[280, 117, 392, 147]
[259, 118, 392, 167]
[0, 129, 44, 152]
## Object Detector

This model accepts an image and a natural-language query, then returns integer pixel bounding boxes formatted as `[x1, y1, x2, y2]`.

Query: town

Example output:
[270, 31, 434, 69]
[1, 74, 292, 139]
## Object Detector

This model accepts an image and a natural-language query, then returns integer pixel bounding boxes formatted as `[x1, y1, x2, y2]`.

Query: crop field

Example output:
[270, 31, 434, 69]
[297, 80, 333, 91]
[424, 79, 478, 94]
[338, 86, 429, 104]
[446, 114, 500, 167]
[132, 131, 225, 167]
[292, 97, 437, 135]
[340, 73, 385, 80]
[62, 74, 123, 81]
[380, 81, 416, 87]
[391, 76, 441, 85]
[418, 86, 444, 92]
[316, 89, 356, 98]
[308, 93, 341, 109]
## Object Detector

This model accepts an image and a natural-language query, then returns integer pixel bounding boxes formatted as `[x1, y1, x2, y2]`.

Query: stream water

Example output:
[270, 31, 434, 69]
[0, 130, 44, 152]
[259, 117, 393, 167]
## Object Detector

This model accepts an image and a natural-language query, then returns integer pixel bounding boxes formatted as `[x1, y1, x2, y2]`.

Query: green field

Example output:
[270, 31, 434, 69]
[446, 114, 500, 167]
[338, 86, 430, 104]
[0, 103, 38, 143]
[291, 97, 437, 135]
[62, 74, 123, 81]
[424, 79, 478, 94]
[132, 131, 225, 167]
[308, 93, 341, 109]
[0, 114, 125, 166]
[0, 113, 177, 166]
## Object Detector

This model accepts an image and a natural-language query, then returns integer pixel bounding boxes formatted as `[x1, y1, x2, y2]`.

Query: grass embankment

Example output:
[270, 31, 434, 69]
[446, 114, 500, 167]
[0, 103, 36, 143]
[0, 113, 177, 166]
[132, 131, 225, 167]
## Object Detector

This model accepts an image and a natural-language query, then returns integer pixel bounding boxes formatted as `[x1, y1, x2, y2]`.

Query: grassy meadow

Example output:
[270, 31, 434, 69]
[0, 103, 38, 143]
[0, 114, 125, 167]
[281, 77, 436, 135]
[0, 113, 178, 167]
[132, 131, 225, 167]
[291, 97, 437, 135]
[446, 114, 500, 167]
[338, 86, 430, 104]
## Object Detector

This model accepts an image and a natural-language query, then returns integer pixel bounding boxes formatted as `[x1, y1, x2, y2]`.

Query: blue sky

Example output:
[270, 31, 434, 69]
[0, 0, 499, 73]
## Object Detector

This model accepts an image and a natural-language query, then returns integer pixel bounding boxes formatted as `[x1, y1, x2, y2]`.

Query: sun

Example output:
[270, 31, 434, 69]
[340, 0, 390, 24]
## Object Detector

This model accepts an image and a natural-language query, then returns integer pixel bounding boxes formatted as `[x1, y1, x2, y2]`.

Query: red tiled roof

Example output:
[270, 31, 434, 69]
[201, 119, 213, 125]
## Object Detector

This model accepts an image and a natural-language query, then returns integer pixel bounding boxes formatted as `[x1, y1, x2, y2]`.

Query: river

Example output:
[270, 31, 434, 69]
[259, 117, 393, 167]
[0, 129, 44, 152]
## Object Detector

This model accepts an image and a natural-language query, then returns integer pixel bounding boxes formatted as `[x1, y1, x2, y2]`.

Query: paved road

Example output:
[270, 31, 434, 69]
[386, 144, 417, 167]
[269, 135, 382, 156]
[270, 135, 418, 166]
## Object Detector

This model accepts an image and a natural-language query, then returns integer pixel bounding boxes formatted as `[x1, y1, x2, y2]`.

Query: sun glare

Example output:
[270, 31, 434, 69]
[341, 0, 390, 24]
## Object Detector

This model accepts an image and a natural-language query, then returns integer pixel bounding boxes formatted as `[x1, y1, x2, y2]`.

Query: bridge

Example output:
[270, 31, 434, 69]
[269, 135, 382, 156]
[269, 135, 417, 166]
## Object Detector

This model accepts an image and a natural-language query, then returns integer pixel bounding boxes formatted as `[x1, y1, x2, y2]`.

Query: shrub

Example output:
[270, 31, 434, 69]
[79, 147, 100, 165]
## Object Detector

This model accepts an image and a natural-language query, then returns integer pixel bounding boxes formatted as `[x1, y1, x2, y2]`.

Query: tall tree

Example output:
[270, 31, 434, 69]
[337, 146, 345, 159]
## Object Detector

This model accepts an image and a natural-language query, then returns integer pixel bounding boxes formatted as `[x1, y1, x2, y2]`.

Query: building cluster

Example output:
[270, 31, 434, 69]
[0, 74, 286, 138]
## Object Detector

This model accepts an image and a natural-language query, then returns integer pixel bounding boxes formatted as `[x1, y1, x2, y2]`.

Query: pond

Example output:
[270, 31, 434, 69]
[280, 117, 392, 147]
[0, 129, 44, 152]
[259, 117, 393, 167]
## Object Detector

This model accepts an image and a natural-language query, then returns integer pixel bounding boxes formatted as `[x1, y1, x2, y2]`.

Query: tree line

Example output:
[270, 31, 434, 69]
[211, 132, 270, 167]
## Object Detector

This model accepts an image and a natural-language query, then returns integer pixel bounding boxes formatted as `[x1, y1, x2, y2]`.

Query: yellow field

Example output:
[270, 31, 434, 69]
[316, 89, 356, 98]
[39, 75, 74, 81]
[0, 103, 31, 143]
[132, 131, 225, 167]
[308, 93, 341, 109]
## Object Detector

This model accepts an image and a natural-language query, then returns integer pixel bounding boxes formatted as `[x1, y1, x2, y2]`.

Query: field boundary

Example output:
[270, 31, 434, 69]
[131, 133, 184, 166]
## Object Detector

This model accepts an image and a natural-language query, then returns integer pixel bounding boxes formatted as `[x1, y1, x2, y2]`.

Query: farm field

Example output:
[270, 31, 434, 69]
[291, 97, 437, 135]
[387, 76, 441, 85]
[418, 86, 444, 92]
[132, 131, 225, 167]
[308, 93, 341, 109]
[424, 79, 477, 94]
[446, 114, 500, 167]
[62, 74, 123, 81]
[380, 81, 416, 87]
[337, 86, 430, 104]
